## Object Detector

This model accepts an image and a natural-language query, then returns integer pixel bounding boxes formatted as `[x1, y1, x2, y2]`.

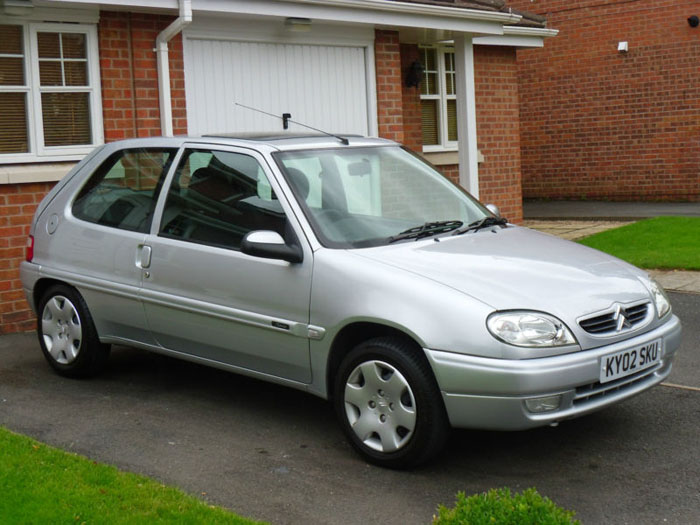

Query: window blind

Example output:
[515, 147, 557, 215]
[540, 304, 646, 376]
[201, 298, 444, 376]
[0, 25, 28, 153]
[447, 100, 458, 142]
[42, 92, 91, 146]
[421, 99, 439, 146]
[0, 93, 29, 153]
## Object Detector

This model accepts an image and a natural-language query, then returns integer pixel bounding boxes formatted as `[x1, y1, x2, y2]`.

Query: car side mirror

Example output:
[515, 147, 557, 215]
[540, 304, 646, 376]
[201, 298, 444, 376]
[241, 230, 303, 264]
[485, 203, 501, 217]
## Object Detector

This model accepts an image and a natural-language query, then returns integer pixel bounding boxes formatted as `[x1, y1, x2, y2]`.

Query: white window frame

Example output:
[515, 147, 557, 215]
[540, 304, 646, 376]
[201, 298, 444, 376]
[420, 45, 457, 153]
[0, 22, 103, 164]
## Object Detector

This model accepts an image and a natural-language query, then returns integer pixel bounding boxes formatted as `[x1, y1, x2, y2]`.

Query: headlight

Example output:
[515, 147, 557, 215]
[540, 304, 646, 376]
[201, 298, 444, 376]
[649, 279, 671, 318]
[487, 311, 577, 347]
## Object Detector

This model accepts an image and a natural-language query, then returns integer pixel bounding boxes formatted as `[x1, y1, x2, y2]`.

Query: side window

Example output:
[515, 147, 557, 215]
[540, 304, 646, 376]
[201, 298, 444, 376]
[159, 148, 286, 250]
[72, 148, 176, 232]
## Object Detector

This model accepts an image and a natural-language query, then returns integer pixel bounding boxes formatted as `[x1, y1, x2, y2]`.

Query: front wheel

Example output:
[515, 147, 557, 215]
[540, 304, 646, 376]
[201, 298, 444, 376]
[37, 284, 110, 378]
[333, 337, 449, 468]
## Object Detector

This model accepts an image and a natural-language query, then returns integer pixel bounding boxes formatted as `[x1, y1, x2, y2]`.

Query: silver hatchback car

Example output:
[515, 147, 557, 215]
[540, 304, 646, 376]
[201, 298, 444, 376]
[21, 135, 682, 468]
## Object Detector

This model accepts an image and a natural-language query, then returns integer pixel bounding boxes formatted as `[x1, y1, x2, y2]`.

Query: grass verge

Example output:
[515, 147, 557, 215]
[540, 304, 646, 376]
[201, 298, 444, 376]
[578, 216, 700, 270]
[0, 426, 259, 524]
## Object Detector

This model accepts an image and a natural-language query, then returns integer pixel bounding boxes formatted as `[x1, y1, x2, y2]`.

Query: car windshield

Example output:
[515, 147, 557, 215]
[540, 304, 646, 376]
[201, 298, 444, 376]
[273, 145, 491, 248]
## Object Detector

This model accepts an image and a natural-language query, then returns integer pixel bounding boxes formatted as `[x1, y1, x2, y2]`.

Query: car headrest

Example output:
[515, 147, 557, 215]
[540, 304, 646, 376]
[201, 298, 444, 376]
[285, 167, 310, 200]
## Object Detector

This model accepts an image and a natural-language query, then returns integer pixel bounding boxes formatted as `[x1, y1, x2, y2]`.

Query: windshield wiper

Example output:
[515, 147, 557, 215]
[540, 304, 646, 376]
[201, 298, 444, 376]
[388, 220, 463, 243]
[452, 216, 508, 236]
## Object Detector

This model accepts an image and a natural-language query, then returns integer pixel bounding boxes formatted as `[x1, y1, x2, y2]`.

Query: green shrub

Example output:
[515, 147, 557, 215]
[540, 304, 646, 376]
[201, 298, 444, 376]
[434, 488, 580, 525]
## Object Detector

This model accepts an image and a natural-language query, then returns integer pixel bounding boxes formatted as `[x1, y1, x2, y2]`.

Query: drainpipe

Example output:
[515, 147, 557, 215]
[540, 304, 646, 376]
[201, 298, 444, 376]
[156, 0, 192, 137]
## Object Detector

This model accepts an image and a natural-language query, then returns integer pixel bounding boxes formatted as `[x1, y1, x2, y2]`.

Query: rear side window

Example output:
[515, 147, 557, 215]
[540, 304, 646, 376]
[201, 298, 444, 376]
[72, 148, 177, 232]
[159, 148, 286, 250]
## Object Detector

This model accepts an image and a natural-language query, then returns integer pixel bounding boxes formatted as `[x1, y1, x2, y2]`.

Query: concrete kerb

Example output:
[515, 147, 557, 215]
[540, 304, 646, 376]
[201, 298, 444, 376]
[523, 200, 700, 219]
[522, 219, 700, 295]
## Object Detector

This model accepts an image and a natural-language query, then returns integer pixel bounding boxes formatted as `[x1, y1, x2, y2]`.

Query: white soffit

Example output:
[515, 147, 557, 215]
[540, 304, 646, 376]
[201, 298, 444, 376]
[6, 2, 98, 23]
[186, 15, 374, 45]
[41, 0, 521, 36]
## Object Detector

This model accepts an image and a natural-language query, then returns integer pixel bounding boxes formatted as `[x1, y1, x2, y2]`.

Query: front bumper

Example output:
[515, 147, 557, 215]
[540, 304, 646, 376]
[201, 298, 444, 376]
[425, 314, 682, 430]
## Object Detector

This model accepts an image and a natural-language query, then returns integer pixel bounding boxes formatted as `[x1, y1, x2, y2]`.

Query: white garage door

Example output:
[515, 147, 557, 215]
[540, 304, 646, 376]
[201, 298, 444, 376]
[184, 39, 372, 137]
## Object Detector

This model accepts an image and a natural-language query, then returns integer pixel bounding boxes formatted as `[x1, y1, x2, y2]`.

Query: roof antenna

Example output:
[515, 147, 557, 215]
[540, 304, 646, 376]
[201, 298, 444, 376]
[235, 102, 349, 145]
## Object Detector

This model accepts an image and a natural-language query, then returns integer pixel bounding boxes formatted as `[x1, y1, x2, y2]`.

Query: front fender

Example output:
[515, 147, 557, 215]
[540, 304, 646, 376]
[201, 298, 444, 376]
[306, 249, 500, 397]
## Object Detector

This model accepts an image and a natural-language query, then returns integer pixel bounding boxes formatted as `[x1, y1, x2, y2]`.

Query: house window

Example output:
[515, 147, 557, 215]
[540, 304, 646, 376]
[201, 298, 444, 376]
[420, 46, 457, 151]
[0, 23, 102, 163]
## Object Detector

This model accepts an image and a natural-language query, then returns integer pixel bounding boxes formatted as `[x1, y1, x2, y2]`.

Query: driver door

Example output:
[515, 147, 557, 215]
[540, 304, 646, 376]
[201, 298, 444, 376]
[139, 145, 313, 383]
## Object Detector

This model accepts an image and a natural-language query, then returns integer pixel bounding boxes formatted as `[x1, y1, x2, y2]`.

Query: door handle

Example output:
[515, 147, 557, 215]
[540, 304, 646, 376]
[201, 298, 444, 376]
[138, 245, 152, 269]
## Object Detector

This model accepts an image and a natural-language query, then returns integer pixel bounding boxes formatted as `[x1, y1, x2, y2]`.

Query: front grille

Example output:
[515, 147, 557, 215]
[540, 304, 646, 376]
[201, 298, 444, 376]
[579, 303, 649, 335]
[573, 362, 662, 405]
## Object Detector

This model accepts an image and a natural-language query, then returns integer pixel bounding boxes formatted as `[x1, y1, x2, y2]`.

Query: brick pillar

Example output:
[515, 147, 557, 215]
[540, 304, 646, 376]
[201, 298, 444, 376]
[374, 30, 404, 143]
[474, 46, 523, 223]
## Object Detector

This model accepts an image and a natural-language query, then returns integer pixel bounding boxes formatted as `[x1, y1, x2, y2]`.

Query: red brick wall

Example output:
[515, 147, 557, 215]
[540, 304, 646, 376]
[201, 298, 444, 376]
[509, 0, 700, 200]
[0, 11, 187, 334]
[400, 44, 523, 223]
[0, 183, 54, 333]
[100, 11, 187, 140]
[375, 30, 404, 143]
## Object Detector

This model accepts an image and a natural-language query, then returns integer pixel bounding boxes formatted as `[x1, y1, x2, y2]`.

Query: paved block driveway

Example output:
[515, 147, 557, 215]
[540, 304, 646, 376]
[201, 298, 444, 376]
[1, 292, 698, 524]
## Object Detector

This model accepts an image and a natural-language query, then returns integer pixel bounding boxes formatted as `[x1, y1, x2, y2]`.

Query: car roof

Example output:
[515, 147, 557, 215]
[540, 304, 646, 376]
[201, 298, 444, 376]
[199, 133, 396, 151]
[101, 133, 397, 155]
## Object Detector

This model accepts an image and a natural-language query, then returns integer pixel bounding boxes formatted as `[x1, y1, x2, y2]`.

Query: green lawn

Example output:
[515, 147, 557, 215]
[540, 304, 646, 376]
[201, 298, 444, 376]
[0, 427, 260, 524]
[578, 216, 700, 271]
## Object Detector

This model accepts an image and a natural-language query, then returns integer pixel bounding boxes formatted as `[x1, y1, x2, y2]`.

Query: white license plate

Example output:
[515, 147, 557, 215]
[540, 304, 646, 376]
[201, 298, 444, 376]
[600, 339, 662, 384]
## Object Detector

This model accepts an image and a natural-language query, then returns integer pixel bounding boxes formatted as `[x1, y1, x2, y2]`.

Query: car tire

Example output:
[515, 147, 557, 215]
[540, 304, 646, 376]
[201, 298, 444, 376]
[37, 284, 110, 378]
[333, 336, 449, 469]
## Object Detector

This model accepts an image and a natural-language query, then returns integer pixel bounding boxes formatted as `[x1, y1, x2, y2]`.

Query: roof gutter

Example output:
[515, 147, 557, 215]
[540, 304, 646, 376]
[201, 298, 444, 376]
[156, 0, 192, 137]
[42, 0, 522, 26]
[503, 26, 559, 38]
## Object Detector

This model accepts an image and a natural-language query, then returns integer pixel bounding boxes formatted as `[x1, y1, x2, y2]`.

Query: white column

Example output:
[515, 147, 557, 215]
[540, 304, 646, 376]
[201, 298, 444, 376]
[453, 34, 479, 198]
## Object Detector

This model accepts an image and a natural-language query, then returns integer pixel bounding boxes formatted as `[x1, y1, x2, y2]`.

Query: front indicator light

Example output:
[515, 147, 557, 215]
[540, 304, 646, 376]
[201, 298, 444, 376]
[525, 395, 562, 413]
[649, 279, 671, 318]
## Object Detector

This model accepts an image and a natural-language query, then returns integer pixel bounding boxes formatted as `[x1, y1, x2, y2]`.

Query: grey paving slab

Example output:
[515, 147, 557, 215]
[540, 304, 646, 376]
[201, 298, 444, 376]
[649, 270, 700, 294]
[523, 220, 634, 240]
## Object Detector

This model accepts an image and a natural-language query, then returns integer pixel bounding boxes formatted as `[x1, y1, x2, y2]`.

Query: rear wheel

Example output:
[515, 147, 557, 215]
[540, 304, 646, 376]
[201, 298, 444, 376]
[333, 336, 449, 468]
[37, 284, 110, 378]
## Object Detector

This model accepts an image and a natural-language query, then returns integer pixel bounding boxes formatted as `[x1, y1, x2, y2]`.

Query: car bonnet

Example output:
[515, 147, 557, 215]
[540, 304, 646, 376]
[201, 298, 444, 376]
[352, 225, 653, 323]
